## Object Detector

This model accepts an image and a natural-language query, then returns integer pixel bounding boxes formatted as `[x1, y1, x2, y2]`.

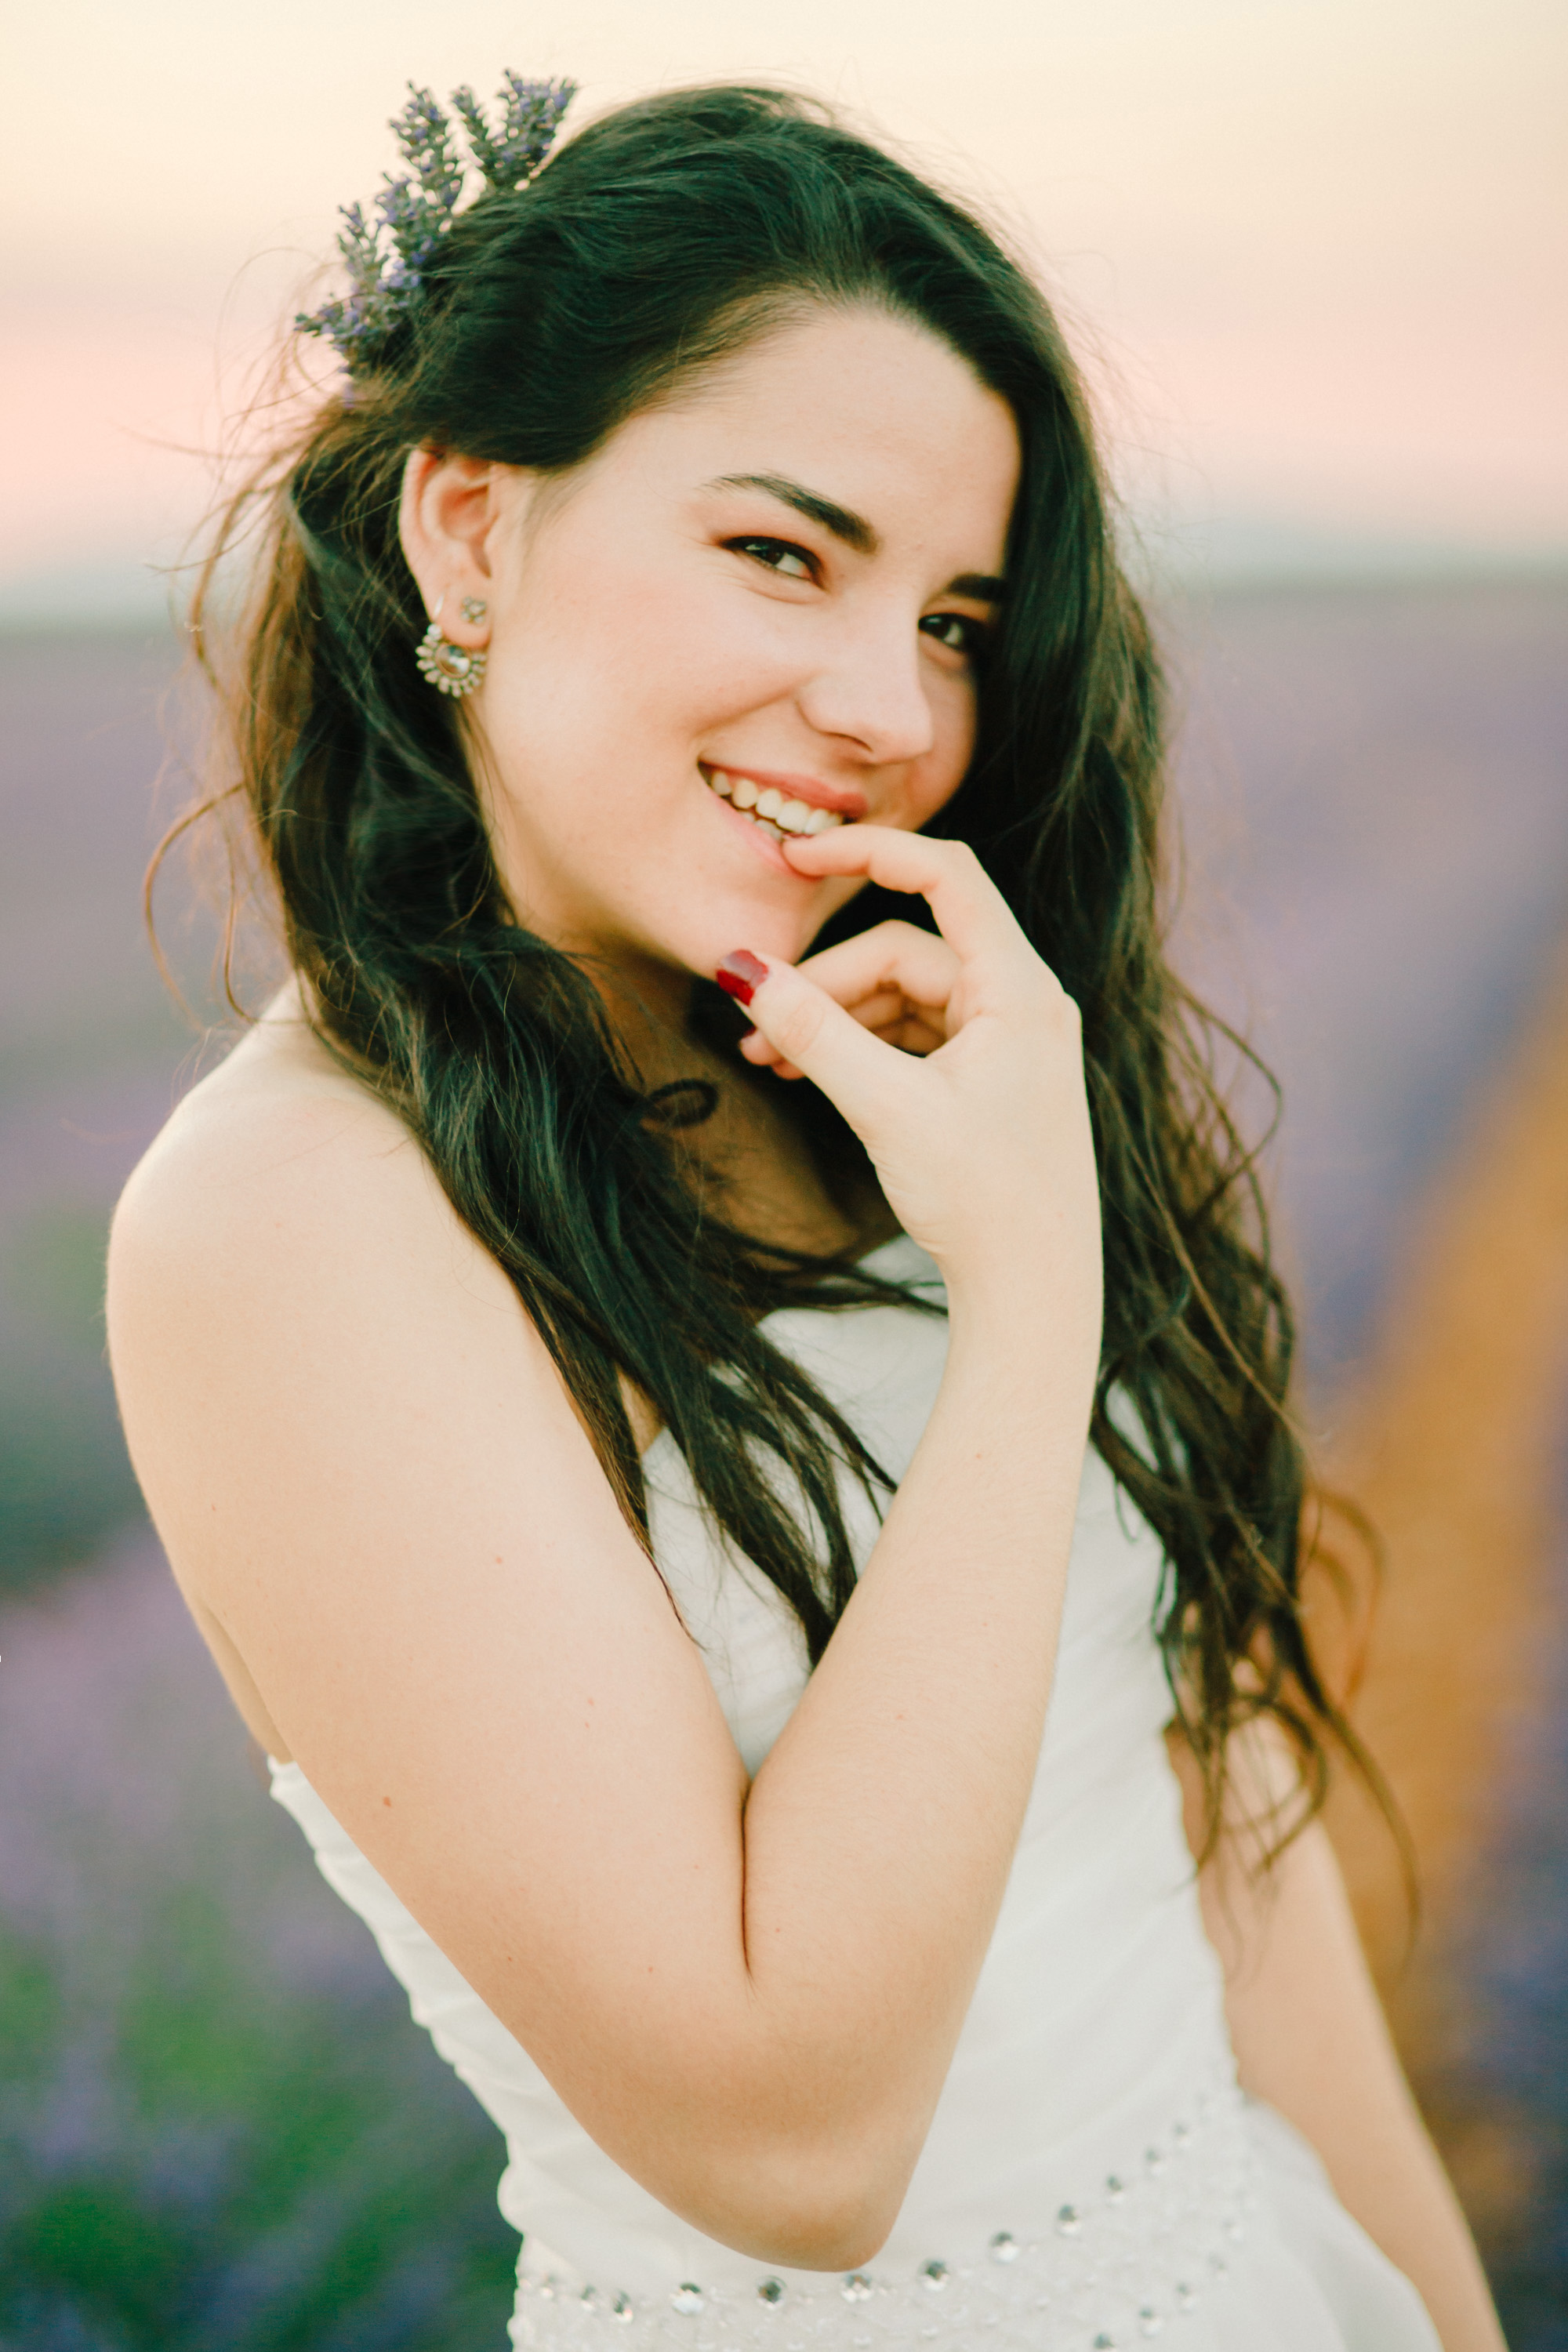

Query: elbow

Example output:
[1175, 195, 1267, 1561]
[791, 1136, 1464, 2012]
[585, 2029, 932, 2273]
[797, 2216, 902, 2274]
[753, 2194, 901, 2278]
[679, 2132, 912, 2274]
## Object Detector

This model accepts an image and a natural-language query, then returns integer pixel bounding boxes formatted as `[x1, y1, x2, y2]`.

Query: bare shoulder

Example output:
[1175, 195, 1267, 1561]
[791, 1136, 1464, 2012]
[107, 985, 542, 1435]
[111, 983, 468, 1291]
[105, 978, 561, 1618]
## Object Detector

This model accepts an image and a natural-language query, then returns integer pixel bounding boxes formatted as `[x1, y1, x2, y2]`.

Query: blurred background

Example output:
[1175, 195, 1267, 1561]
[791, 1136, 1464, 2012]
[2, 1, 1564, 2344]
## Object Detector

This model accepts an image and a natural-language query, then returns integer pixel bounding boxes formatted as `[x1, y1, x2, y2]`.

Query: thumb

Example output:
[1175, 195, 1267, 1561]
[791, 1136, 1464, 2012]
[715, 949, 902, 1120]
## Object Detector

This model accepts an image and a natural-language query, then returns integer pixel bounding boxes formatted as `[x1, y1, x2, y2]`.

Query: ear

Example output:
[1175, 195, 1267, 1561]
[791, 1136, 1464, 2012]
[398, 448, 514, 645]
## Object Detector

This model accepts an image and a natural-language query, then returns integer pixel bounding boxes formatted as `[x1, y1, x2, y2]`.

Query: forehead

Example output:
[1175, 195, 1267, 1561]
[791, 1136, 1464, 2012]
[600, 304, 1020, 561]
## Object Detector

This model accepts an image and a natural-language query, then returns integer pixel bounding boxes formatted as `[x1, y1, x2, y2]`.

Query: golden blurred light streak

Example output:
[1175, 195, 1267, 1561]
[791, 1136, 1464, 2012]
[1319, 927, 1568, 2227]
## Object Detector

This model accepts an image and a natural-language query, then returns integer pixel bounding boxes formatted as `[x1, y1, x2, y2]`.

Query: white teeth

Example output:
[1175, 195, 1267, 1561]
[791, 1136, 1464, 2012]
[705, 768, 848, 837]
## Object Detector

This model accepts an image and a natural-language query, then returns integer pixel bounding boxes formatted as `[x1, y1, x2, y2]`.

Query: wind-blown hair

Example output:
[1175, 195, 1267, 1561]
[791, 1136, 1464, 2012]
[171, 82, 1370, 1848]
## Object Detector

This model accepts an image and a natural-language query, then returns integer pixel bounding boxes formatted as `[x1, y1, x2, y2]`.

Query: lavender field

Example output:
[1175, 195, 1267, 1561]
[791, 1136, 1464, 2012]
[1, 586, 1565, 2346]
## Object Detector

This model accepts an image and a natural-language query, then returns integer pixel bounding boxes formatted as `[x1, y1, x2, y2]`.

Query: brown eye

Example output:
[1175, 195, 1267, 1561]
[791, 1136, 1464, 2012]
[920, 612, 988, 659]
[728, 537, 815, 580]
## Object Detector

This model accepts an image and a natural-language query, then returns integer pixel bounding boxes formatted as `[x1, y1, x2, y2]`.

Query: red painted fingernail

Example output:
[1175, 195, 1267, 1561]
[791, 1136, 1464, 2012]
[715, 949, 769, 1007]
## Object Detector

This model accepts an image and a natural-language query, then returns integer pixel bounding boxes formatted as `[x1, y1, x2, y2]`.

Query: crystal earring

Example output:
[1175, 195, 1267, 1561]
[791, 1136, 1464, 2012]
[415, 619, 487, 699]
[459, 597, 488, 623]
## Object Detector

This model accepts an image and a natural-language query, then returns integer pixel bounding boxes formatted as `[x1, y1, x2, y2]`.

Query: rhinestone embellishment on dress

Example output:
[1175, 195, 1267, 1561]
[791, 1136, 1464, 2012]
[510, 2069, 1259, 2352]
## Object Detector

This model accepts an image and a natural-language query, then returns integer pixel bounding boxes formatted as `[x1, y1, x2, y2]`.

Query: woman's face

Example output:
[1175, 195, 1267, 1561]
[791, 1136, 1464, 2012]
[405, 304, 1020, 1007]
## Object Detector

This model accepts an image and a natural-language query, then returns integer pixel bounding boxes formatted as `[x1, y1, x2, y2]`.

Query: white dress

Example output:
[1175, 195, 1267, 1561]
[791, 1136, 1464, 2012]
[271, 1236, 1441, 2351]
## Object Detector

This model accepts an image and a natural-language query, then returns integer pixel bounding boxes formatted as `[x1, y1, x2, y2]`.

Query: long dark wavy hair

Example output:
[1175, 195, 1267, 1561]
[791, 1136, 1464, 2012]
[166, 82, 1381, 1851]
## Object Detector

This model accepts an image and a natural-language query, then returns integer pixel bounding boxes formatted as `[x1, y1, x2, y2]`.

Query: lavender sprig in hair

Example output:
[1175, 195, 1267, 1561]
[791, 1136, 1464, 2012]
[296, 71, 577, 372]
[452, 73, 575, 193]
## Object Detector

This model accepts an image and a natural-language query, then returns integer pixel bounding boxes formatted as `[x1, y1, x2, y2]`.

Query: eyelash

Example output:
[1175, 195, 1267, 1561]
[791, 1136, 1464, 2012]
[727, 535, 816, 580]
[917, 612, 989, 659]
[724, 537, 990, 662]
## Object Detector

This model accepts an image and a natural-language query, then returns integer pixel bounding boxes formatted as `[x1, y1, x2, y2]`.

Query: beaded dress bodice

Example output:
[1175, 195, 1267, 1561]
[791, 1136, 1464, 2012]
[271, 1236, 1439, 2352]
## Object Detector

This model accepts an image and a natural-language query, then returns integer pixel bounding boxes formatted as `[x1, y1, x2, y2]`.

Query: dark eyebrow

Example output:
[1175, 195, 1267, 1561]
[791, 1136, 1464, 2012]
[707, 472, 880, 555]
[944, 572, 1008, 604]
[706, 473, 1007, 603]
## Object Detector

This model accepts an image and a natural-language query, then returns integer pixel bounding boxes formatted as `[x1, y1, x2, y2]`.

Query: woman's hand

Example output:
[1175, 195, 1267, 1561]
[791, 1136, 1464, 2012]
[741, 917, 959, 1074]
[717, 826, 1101, 1323]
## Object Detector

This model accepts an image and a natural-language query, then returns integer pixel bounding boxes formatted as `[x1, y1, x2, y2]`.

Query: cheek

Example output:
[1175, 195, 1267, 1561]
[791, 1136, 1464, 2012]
[503, 552, 800, 753]
[901, 673, 980, 827]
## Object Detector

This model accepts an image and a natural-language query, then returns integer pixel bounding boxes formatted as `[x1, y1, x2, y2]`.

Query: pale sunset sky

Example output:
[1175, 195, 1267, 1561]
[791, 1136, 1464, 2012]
[5, 0, 1565, 617]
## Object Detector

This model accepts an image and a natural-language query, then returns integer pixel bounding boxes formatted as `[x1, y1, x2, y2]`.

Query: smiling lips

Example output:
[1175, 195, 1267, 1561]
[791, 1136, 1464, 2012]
[703, 765, 849, 841]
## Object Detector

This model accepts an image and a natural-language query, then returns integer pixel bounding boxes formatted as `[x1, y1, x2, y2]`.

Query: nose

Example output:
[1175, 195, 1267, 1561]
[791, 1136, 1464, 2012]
[795, 601, 938, 768]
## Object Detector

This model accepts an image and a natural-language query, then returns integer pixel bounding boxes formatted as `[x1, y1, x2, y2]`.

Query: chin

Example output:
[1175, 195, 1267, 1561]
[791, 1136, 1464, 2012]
[665, 886, 823, 982]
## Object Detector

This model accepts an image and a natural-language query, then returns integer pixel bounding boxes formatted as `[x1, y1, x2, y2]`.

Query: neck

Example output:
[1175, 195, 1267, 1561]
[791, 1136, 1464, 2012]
[573, 951, 881, 1264]
[585, 953, 703, 1092]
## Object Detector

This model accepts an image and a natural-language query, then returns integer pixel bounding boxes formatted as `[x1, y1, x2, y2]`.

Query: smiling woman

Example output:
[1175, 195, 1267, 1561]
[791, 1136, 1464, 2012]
[396, 307, 1016, 994]
[105, 79, 1502, 2352]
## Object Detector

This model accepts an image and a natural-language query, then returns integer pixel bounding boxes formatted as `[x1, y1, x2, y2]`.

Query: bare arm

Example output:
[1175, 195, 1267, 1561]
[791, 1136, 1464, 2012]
[1166, 1723, 1508, 2352]
[108, 830, 1101, 2272]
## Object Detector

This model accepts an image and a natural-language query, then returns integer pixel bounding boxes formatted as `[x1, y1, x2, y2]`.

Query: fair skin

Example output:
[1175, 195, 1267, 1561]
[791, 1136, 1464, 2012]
[107, 305, 1502, 2345]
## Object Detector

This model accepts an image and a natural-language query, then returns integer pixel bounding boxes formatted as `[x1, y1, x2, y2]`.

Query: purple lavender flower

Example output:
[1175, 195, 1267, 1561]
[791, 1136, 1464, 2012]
[390, 82, 466, 218]
[452, 72, 578, 193]
[296, 70, 576, 371]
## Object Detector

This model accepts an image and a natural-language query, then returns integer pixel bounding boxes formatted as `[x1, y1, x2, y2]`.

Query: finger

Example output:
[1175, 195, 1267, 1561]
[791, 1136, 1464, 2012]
[782, 826, 1030, 970]
[836, 990, 949, 1051]
[797, 921, 959, 1022]
[840, 988, 913, 1033]
[742, 978, 940, 1053]
[716, 951, 911, 1119]
[740, 996, 942, 1076]
[738, 1027, 804, 1079]
[875, 1011, 948, 1057]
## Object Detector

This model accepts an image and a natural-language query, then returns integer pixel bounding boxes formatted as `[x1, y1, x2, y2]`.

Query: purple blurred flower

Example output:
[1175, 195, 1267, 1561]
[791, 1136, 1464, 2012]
[296, 71, 575, 372]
